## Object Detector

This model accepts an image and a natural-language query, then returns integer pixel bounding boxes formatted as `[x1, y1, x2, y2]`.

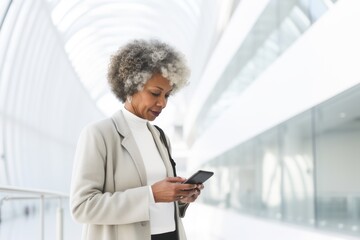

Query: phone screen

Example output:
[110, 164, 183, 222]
[183, 170, 214, 184]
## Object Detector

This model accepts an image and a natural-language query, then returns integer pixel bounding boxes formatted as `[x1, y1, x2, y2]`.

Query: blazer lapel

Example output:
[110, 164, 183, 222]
[111, 110, 147, 185]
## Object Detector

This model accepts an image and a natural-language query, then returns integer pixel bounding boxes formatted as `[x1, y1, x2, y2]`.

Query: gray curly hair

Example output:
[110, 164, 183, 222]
[107, 39, 190, 102]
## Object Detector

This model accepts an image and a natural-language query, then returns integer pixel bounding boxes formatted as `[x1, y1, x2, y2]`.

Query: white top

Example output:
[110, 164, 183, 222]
[122, 108, 175, 234]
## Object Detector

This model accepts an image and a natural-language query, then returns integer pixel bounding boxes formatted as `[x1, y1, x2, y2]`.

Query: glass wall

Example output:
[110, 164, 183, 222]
[201, 83, 360, 237]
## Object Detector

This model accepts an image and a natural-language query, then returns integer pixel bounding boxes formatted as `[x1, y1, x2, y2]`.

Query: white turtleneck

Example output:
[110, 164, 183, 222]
[122, 108, 175, 234]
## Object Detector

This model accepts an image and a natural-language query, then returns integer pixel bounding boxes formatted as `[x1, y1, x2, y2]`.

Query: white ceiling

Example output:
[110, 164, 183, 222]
[47, 0, 237, 135]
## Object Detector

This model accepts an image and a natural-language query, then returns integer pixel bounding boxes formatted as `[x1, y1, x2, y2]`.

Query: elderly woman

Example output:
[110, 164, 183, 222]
[70, 39, 203, 240]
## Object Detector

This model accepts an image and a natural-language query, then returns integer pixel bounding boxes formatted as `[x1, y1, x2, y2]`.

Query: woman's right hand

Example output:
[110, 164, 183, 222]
[151, 177, 198, 202]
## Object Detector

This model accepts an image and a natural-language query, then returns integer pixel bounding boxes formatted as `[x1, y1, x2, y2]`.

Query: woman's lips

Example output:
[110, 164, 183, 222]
[151, 110, 161, 117]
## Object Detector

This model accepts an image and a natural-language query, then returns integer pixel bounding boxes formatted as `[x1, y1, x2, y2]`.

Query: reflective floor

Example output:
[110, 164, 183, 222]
[0, 205, 82, 240]
[1, 203, 357, 240]
[183, 203, 360, 240]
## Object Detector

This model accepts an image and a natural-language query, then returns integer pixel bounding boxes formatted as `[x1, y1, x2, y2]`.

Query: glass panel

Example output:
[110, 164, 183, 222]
[315, 85, 360, 236]
[0, 0, 12, 29]
[0, 117, 6, 184]
[228, 141, 258, 213]
[222, 149, 237, 209]
[281, 112, 315, 226]
[216, 157, 232, 208]
[309, 0, 328, 21]
[202, 158, 222, 206]
[255, 128, 282, 219]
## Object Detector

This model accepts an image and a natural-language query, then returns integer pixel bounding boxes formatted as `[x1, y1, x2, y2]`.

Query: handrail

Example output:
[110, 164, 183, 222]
[0, 185, 68, 197]
[0, 185, 69, 240]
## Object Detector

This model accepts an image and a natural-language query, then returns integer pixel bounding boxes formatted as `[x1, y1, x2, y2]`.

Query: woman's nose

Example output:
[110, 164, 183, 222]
[157, 96, 167, 108]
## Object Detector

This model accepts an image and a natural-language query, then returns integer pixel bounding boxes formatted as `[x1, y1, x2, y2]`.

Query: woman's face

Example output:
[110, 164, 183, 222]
[125, 73, 173, 121]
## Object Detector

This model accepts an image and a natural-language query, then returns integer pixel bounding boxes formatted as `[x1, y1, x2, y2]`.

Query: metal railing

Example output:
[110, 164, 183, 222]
[0, 185, 68, 240]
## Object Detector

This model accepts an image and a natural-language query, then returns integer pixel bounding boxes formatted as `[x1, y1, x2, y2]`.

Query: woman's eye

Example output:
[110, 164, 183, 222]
[151, 92, 160, 97]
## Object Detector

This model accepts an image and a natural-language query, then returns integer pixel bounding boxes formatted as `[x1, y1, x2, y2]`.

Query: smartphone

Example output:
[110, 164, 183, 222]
[183, 170, 214, 184]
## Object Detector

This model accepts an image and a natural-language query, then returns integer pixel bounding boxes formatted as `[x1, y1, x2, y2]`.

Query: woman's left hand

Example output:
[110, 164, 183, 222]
[179, 184, 204, 203]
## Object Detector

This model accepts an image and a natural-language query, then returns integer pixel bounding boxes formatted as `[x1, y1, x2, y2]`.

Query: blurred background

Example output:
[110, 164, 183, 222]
[0, 0, 359, 239]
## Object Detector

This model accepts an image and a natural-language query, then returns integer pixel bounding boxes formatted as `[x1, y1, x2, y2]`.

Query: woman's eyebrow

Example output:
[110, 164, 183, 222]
[151, 86, 173, 92]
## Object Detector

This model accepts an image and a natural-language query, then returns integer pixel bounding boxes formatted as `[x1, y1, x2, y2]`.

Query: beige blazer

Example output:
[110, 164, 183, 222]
[70, 110, 188, 240]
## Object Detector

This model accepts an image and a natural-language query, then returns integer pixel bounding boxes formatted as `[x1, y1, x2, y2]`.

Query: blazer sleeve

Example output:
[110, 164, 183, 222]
[70, 124, 151, 225]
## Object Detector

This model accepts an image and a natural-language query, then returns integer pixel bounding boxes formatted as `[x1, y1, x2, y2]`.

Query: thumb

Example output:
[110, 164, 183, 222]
[167, 176, 186, 183]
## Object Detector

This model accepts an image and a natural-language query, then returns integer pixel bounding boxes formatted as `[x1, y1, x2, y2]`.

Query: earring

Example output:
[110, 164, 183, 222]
[127, 96, 132, 103]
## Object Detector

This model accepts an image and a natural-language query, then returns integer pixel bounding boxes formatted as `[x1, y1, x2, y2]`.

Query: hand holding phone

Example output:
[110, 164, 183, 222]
[183, 170, 214, 184]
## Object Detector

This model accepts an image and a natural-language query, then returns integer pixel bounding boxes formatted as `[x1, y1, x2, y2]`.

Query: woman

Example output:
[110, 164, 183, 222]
[70, 39, 203, 240]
